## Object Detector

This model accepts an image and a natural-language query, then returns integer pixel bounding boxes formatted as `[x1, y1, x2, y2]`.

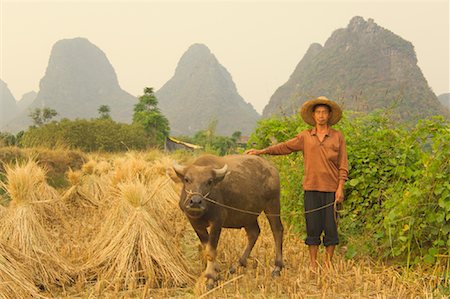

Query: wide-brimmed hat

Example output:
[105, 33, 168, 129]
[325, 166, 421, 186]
[300, 96, 342, 126]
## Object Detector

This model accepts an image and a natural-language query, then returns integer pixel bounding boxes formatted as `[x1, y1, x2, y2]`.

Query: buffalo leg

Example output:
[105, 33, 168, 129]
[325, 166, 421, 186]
[265, 203, 284, 277]
[190, 221, 209, 249]
[230, 220, 260, 274]
[240, 221, 261, 266]
[204, 224, 222, 289]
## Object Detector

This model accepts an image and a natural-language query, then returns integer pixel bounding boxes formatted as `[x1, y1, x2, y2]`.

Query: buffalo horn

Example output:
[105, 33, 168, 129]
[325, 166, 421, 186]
[173, 161, 186, 176]
[213, 164, 228, 178]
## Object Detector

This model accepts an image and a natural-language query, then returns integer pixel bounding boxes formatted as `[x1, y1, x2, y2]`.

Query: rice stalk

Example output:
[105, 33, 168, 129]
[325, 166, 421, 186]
[0, 159, 65, 223]
[0, 160, 73, 290]
[111, 153, 156, 186]
[0, 241, 45, 299]
[62, 168, 110, 208]
[0, 205, 73, 290]
[82, 180, 194, 291]
[0, 204, 5, 217]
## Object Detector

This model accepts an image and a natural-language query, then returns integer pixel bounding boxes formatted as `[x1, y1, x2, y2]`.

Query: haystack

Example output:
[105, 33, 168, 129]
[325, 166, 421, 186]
[59, 163, 112, 270]
[0, 160, 72, 291]
[111, 152, 157, 186]
[0, 241, 44, 299]
[63, 166, 110, 208]
[83, 179, 194, 291]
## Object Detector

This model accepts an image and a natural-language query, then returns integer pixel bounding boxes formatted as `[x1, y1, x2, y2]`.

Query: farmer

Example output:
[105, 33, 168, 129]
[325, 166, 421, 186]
[245, 96, 348, 273]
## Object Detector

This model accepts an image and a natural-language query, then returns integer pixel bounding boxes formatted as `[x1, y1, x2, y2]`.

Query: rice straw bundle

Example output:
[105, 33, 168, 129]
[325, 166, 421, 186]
[63, 167, 110, 207]
[147, 156, 181, 185]
[111, 153, 155, 186]
[0, 159, 64, 222]
[0, 241, 44, 299]
[83, 180, 194, 291]
[95, 160, 112, 175]
[0, 160, 72, 290]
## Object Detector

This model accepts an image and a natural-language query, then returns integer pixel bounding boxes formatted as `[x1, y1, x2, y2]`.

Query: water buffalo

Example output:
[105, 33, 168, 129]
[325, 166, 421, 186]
[173, 154, 283, 288]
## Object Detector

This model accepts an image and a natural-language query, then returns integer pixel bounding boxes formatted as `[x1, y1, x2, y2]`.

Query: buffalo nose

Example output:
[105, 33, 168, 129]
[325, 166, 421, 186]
[189, 195, 203, 207]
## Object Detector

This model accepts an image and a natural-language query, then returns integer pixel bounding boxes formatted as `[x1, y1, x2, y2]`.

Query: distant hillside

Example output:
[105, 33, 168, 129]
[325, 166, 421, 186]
[3, 38, 136, 133]
[156, 44, 260, 136]
[17, 91, 37, 112]
[0, 79, 19, 129]
[263, 16, 448, 122]
[438, 93, 450, 109]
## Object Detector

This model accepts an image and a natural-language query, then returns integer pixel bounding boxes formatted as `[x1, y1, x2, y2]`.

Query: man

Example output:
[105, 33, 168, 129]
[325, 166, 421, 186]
[246, 96, 348, 273]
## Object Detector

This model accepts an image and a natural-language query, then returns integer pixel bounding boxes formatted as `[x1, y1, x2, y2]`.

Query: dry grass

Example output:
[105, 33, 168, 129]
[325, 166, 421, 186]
[0, 146, 86, 189]
[0, 160, 72, 293]
[63, 167, 110, 208]
[193, 218, 441, 298]
[0, 150, 445, 298]
[0, 242, 45, 299]
[82, 179, 194, 292]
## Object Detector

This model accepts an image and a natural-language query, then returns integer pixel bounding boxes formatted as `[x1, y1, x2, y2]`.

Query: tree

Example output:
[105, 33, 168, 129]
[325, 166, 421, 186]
[133, 87, 170, 146]
[205, 118, 218, 146]
[29, 107, 58, 126]
[231, 131, 242, 142]
[98, 105, 111, 119]
[0, 132, 16, 146]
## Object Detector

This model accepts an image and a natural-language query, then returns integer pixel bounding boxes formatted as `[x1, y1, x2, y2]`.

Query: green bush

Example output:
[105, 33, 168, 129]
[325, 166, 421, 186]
[249, 111, 450, 265]
[20, 118, 151, 152]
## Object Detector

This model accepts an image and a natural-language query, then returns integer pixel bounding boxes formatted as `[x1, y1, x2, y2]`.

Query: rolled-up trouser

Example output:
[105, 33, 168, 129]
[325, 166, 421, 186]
[304, 190, 338, 246]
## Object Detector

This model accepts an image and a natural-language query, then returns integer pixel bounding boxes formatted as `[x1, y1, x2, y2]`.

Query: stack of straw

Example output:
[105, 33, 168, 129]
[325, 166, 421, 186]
[63, 159, 112, 208]
[0, 241, 44, 299]
[82, 178, 194, 291]
[0, 160, 73, 291]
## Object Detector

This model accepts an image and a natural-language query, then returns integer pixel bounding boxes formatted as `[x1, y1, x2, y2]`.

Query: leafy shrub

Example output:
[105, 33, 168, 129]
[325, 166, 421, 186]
[20, 118, 151, 152]
[249, 111, 450, 265]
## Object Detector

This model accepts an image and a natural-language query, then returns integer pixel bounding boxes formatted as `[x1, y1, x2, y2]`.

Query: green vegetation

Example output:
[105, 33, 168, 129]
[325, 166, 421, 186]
[249, 111, 450, 269]
[133, 87, 170, 147]
[97, 105, 111, 120]
[29, 107, 58, 126]
[176, 119, 243, 155]
[20, 118, 149, 152]
[1, 87, 173, 152]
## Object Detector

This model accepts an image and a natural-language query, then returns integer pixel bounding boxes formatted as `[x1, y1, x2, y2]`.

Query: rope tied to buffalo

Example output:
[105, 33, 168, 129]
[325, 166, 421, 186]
[184, 189, 340, 224]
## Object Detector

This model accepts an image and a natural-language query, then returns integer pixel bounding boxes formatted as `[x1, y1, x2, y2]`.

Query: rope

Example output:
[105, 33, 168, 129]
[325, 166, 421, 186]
[183, 189, 340, 223]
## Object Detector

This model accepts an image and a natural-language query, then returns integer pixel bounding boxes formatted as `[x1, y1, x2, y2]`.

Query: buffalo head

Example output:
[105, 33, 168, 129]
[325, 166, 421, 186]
[173, 162, 228, 218]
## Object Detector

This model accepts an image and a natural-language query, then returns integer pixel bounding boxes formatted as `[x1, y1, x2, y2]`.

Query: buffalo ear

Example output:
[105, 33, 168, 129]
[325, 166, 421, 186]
[213, 164, 229, 182]
[172, 162, 186, 180]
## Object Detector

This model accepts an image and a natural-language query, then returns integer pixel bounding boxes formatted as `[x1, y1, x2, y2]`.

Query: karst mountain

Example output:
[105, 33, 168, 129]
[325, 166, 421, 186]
[156, 43, 260, 136]
[263, 16, 448, 122]
[0, 79, 19, 129]
[3, 38, 137, 132]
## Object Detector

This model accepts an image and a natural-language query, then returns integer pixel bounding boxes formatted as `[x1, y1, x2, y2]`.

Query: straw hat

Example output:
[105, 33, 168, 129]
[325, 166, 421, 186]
[300, 96, 342, 126]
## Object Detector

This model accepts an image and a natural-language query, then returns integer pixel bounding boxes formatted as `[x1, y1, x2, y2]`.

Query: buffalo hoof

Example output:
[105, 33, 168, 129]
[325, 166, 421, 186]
[272, 266, 282, 277]
[229, 265, 236, 274]
[206, 278, 217, 290]
[230, 261, 246, 274]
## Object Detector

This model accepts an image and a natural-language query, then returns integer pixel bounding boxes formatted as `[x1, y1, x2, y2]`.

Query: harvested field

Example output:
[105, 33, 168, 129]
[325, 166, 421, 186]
[0, 150, 445, 298]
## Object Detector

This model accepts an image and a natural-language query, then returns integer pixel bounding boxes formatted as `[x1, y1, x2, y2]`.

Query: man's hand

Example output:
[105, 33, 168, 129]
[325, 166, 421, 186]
[335, 184, 345, 203]
[245, 149, 264, 155]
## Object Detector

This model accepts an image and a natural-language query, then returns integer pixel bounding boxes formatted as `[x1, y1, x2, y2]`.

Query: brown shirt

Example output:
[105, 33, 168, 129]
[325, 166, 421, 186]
[262, 127, 348, 192]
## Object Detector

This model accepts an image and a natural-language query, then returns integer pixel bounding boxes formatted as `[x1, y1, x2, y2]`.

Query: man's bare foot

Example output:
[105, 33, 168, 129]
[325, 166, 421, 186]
[308, 266, 318, 280]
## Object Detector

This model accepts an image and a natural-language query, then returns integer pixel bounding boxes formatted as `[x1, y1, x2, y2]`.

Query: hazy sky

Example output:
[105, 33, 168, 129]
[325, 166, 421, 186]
[1, 0, 449, 114]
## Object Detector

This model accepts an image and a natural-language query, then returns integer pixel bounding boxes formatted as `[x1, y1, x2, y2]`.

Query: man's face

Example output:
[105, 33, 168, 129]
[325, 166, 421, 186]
[312, 105, 331, 125]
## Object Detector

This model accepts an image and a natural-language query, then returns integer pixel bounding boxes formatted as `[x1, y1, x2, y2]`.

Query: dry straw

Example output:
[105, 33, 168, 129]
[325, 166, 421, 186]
[0, 151, 439, 297]
[82, 179, 194, 292]
[0, 203, 5, 217]
[111, 152, 153, 185]
[0, 241, 45, 299]
[0, 159, 73, 292]
[63, 167, 110, 208]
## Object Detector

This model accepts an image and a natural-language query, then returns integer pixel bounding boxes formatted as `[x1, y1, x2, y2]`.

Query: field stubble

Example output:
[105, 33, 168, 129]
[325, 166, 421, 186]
[0, 151, 443, 298]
